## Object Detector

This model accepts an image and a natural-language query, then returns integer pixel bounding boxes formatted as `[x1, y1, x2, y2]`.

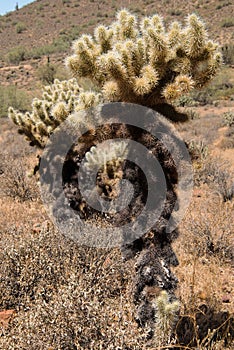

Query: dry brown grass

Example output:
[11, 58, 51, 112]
[0, 87, 233, 349]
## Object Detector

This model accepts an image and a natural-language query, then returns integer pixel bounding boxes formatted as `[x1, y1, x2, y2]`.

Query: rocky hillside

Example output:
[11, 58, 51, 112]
[0, 0, 233, 54]
[0, 0, 233, 115]
[0, 0, 233, 64]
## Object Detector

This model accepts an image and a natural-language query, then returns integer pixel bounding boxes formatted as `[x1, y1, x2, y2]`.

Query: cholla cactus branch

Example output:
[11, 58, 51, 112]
[153, 290, 180, 346]
[66, 10, 222, 113]
[83, 141, 128, 171]
[8, 79, 102, 147]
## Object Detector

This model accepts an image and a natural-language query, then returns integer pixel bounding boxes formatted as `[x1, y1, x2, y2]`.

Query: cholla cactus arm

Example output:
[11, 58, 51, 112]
[185, 14, 208, 58]
[94, 25, 113, 53]
[83, 141, 129, 171]
[153, 290, 180, 346]
[8, 78, 102, 148]
[66, 10, 222, 113]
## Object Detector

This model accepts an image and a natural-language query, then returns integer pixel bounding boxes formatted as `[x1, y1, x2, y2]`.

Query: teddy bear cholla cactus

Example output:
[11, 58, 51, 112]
[152, 290, 180, 346]
[66, 10, 222, 114]
[7, 10, 222, 340]
[82, 141, 129, 204]
[8, 78, 102, 148]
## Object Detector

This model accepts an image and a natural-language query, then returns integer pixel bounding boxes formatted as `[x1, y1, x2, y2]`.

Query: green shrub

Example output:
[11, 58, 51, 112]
[37, 4, 44, 10]
[16, 22, 27, 33]
[29, 40, 68, 58]
[28, 27, 80, 58]
[221, 18, 234, 28]
[170, 10, 182, 16]
[191, 67, 234, 104]
[0, 85, 30, 118]
[221, 43, 234, 65]
[36, 63, 57, 84]
[5, 46, 27, 64]
[175, 95, 195, 107]
[222, 111, 234, 127]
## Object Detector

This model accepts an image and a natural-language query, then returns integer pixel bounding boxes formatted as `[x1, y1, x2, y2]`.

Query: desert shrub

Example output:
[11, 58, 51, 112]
[37, 4, 44, 11]
[181, 195, 234, 264]
[28, 27, 80, 59]
[29, 39, 69, 58]
[0, 85, 30, 118]
[0, 225, 147, 348]
[170, 9, 182, 16]
[221, 18, 234, 28]
[15, 22, 26, 33]
[0, 155, 38, 201]
[194, 157, 234, 201]
[220, 125, 234, 149]
[221, 43, 234, 65]
[36, 63, 57, 84]
[5, 46, 27, 64]
[220, 112, 234, 149]
[222, 111, 234, 127]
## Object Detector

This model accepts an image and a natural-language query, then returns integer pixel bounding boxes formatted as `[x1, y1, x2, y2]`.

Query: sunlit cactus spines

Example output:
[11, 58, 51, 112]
[66, 10, 222, 115]
[8, 78, 102, 148]
[153, 290, 180, 346]
[83, 141, 129, 171]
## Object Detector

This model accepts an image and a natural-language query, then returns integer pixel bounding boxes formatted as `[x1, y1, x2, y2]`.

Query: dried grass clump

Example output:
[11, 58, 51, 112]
[220, 125, 234, 150]
[0, 224, 149, 349]
[0, 154, 38, 202]
[173, 191, 234, 349]
[0, 197, 233, 349]
[193, 157, 234, 202]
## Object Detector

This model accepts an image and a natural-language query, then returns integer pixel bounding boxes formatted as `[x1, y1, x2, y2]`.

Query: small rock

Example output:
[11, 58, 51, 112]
[0, 309, 15, 328]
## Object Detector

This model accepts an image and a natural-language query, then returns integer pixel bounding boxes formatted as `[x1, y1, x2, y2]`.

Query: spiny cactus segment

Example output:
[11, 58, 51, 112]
[153, 290, 180, 346]
[66, 10, 222, 109]
[8, 79, 102, 148]
[8, 11, 222, 147]
[83, 141, 128, 171]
